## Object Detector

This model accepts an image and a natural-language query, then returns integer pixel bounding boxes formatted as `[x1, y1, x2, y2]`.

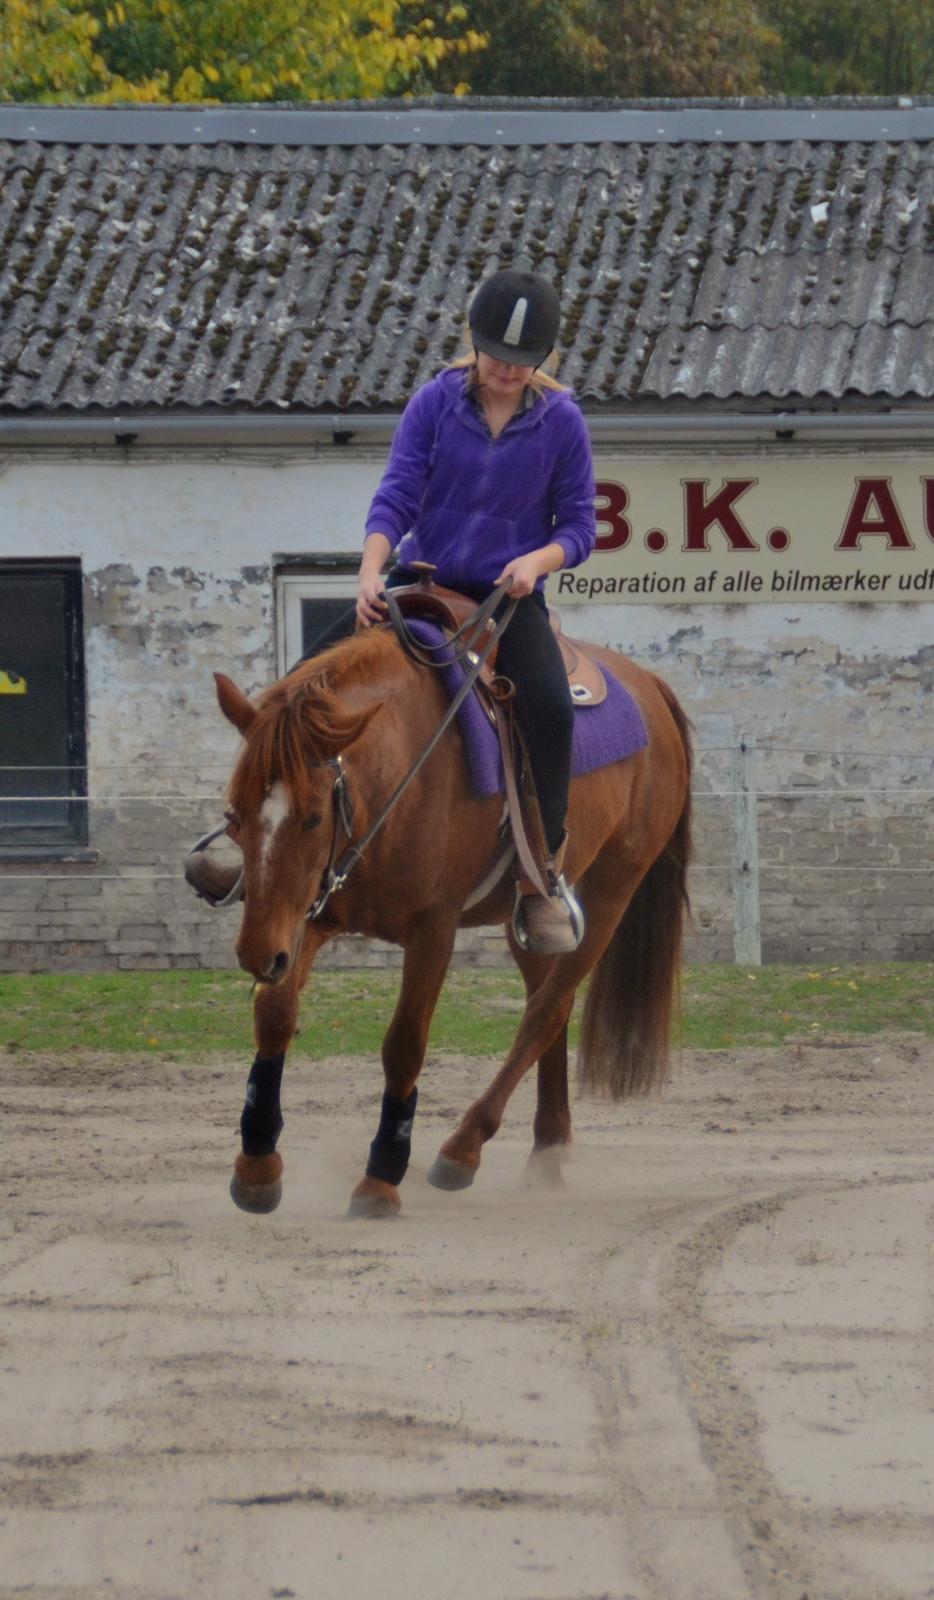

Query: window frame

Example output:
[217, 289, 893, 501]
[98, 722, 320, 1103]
[0, 559, 89, 855]
[274, 565, 358, 677]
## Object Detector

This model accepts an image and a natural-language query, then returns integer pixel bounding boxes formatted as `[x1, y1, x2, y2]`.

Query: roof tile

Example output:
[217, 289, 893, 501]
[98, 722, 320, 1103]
[2, 125, 934, 411]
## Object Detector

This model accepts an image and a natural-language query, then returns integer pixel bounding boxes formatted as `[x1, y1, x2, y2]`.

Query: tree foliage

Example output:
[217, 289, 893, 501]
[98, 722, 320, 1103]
[4, 0, 933, 104]
[401, 0, 604, 96]
[0, 0, 487, 103]
[760, 0, 934, 96]
[592, 0, 773, 97]
[2, 0, 101, 99]
[404, 0, 773, 97]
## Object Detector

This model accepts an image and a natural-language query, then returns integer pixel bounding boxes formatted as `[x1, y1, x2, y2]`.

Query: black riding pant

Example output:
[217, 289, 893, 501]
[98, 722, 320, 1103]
[301, 570, 573, 855]
[483, 589, 573, 855]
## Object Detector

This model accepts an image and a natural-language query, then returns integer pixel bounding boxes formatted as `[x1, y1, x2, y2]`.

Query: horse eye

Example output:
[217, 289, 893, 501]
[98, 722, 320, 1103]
[302, 811, 323, 831]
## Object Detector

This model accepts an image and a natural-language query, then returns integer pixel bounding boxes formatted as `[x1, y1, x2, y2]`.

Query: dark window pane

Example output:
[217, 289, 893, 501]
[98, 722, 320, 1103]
[300, 597, 354, 658]
[0, 566, 86, 843]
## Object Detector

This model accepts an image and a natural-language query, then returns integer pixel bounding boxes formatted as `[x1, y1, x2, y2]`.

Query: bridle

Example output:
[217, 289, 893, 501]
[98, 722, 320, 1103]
[305, 753, 357, 922]
[188, 760, 357, 919]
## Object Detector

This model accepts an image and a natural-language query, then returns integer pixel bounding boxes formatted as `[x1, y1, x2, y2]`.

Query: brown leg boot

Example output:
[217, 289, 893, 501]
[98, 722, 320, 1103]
[183, 820, 244, 907]
[513, 835, 584, 957]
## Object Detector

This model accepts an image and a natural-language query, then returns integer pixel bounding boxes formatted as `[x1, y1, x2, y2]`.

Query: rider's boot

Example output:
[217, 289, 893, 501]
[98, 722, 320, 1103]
[514, 834, 584, 956]
[184, 851, 243, 906]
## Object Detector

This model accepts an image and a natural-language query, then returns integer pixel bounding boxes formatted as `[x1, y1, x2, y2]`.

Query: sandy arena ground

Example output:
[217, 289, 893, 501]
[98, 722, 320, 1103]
[1, 1033, 932, 1600]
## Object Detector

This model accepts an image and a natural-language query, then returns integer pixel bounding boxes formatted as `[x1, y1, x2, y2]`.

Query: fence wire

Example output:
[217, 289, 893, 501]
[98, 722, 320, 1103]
[3, 744, 933, 903]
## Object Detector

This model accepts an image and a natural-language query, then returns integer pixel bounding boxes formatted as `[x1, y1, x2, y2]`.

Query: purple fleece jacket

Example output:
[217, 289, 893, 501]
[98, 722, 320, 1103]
[364, 368, 596, 590]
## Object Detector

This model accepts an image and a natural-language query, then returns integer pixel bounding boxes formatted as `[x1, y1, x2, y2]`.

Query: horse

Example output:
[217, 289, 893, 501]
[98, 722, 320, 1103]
[213, 622, 692, 1218]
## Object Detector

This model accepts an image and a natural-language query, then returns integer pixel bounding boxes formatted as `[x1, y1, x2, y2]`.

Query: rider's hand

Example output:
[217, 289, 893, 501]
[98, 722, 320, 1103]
[495, 553, 543, 598]
[356, 573, 388, 628]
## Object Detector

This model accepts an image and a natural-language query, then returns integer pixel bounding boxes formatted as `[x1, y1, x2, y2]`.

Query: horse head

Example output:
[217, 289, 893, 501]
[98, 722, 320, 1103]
[215, 667, 381, 984]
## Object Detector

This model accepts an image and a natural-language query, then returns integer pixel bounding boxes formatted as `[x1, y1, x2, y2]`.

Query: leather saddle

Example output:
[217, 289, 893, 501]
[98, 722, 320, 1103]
[387, 563, 607, 707]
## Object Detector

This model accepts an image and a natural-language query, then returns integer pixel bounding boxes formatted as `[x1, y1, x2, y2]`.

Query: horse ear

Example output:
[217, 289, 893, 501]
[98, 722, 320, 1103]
[214, 672, 257, 736]
[344, 700, 384, 750]
[306, 697, 385, 760]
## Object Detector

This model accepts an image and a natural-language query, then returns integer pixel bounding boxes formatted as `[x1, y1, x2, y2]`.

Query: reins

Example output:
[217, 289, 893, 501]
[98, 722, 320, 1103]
[382, 581, 508, 673]
[305, 582, 517, 922]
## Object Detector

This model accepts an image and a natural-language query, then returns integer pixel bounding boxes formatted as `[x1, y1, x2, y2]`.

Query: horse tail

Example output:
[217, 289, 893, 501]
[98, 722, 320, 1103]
[578, 677, 693, 1101]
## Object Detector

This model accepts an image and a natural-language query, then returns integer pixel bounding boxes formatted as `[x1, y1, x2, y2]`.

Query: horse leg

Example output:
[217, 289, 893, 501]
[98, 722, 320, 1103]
[348, 915, 458, 1219]
[507, 932, 573, 1172]
[428, 897, 623, 1190]
[230, 933, 321, 1214]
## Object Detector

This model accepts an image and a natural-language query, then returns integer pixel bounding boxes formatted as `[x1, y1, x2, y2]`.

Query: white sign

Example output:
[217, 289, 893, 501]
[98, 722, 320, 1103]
[549, 457, 934, 604]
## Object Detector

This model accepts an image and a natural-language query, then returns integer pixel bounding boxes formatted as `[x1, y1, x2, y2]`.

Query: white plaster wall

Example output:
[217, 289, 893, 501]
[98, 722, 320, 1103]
[1, 444, 931, 968]
[1, 449, 383, 787]
[2, 449, 378, 570]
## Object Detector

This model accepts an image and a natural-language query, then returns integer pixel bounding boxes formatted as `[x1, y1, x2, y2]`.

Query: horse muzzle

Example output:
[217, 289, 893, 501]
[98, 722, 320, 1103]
[236, 939, 294, 986]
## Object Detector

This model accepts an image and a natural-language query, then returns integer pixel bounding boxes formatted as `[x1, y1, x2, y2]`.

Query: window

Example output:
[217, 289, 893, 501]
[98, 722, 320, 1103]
[275, 567, 357, 676]
[0, 561, 88, 851]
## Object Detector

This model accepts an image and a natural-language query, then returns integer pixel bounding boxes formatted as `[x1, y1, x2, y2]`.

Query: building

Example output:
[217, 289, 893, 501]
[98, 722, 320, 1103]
[1, 98, 933, 969]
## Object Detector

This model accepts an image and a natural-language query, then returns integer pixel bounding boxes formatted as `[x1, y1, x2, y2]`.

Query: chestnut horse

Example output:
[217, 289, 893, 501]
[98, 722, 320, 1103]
[214, 625, 691, 1217]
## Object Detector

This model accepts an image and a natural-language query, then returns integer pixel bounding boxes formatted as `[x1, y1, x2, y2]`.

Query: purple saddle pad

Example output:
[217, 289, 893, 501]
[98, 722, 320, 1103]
[404, 619, 648, 799]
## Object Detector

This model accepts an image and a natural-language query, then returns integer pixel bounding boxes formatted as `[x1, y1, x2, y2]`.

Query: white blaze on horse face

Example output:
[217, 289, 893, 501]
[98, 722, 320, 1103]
[258, 781, 291, 883]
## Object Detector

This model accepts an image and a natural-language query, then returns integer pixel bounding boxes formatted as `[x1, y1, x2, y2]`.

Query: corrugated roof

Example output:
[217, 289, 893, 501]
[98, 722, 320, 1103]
[2, 104, 934, 413]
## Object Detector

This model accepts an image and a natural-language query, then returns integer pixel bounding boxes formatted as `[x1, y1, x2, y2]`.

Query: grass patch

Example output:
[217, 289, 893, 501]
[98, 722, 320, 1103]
[680, 962, 932, 1049]
[0, 963, 931, 1060]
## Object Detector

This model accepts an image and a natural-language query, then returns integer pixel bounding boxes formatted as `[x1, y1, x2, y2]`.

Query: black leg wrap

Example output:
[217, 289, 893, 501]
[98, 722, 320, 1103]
[366, 1087, 418, 1187]
[240, 1052, 285, 1156]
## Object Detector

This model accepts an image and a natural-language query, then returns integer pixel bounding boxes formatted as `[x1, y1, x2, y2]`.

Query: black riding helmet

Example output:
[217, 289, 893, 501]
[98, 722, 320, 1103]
[468, 268, 561, 368]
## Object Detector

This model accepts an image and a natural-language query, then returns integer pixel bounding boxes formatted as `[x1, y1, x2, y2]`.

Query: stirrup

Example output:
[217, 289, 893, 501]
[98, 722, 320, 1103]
[512, 875, 585, 955]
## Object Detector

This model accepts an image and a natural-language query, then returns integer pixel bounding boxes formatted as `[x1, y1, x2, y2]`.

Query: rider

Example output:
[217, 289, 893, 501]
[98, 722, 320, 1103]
[358, 267, 597, 954]
[186, 267, 597, 956]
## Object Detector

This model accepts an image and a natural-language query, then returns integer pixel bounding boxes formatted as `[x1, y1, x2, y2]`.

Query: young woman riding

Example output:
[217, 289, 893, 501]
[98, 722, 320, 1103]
[186, 267, 597, 956]
[358, 267, 597, 954]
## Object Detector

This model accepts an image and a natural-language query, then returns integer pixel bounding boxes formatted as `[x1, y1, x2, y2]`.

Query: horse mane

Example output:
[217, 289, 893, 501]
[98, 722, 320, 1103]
[229, 629, 398, 818]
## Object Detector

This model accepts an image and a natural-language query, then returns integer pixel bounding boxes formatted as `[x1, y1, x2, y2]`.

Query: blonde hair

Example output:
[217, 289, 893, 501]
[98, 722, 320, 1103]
[447, 324, 567, 394]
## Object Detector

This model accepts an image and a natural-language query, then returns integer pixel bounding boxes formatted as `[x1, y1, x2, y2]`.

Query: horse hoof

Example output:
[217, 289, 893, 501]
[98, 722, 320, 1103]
[346, 1178, 401, 1219]
[427, 1154, 477, 1191]
[524, 1146, 568, 1187]
[230, 1152, 283, 1214]
[229, 1173, 282, 1213]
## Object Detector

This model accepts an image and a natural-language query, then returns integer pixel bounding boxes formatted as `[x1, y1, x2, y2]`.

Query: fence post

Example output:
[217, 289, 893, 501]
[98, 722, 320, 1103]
[731, 732, 761, 966]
